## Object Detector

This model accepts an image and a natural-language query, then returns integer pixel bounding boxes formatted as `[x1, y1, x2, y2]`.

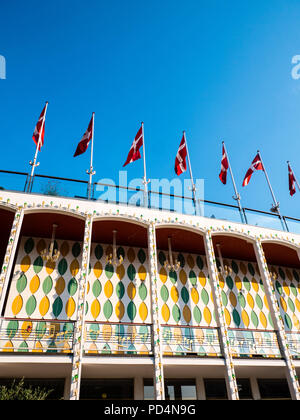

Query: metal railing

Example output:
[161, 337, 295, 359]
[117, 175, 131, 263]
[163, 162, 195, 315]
[84, 321, 153, 356]
[228, 328, 282, 358]
[0, 169, 299, 234]
[0, 318, 74, 353]
[1, 317, 300, 359]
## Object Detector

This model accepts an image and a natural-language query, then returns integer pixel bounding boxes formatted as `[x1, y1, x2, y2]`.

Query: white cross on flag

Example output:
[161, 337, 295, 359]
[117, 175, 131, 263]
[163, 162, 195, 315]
[32, 103, 48, 151]
[288, 163, 297, 196]
[242, 153, 264, 186]
[123, 125, 143, 167]
[219, 143, 229, 184]
[175, 134, 187, 176]
[73, 114, 94, 157]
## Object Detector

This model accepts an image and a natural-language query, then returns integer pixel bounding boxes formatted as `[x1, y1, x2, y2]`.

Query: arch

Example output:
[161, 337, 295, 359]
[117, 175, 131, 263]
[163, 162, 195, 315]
[92, 218, 148, 249]
[93, 213, 149, 229]
[155, 224, 206, 255]
[21, 210, 86, 241]
[0, 208, 17, 270]
[22, 206, 86, 221]
[210, 232, 257, 263]
[261, 241, 300, 269]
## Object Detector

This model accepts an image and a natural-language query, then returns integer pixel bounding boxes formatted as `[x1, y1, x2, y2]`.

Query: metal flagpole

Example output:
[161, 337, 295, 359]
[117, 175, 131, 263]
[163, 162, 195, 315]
[288, 160, 300, 191]
[27, 101, 48, 192]
[222, 141, 246, 224]
[141, 122, 149, 208]
[257, 150, 286, 231]
[86, 113, 95, 200]
[183, 131, 200, 216]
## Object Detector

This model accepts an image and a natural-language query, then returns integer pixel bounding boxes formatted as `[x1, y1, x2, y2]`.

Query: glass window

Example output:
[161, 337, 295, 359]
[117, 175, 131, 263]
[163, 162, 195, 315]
[143, 379, 197, 400]
[204, 378, 228, 400]
[80, 379, 134, 400]
[237, 378, 253, 400]
[257, 379, 291, 400]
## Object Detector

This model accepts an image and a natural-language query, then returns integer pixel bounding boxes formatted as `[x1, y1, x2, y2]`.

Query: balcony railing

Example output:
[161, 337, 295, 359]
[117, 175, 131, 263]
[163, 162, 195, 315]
[84, 322, 153, 356]
[161, 325, 222, 357]
[228, 328, 282, 358]
[1, 318, 300, 359]
[0, 318, 74, 353]
[0, 169, 299, 234]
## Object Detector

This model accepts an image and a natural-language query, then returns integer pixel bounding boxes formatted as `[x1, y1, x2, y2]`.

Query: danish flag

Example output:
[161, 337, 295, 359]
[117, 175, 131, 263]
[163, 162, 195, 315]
[242, 153, 263, 187]
[175, 133, 187, 176]
[73, 114, 94, 157]
[123, 124, 143, 167]
[32, 103, 48, 151]
[219, 143, 229, 184]
[288, 162, 297, 196]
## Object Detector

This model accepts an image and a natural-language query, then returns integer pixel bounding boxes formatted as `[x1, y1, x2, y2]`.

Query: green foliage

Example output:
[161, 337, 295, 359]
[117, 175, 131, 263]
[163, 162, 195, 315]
[0, 378, 53, 400]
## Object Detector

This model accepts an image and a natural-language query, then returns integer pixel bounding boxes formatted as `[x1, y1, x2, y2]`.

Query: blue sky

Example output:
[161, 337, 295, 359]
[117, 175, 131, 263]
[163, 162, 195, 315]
[0, 0, 300, 220]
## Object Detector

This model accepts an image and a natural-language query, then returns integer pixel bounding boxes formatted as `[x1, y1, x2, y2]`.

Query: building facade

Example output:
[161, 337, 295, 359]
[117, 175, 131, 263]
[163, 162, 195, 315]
[0, 188, 300, 400]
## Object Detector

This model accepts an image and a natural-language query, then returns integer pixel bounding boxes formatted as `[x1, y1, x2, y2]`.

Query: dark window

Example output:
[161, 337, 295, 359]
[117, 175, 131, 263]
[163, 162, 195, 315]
[80, 379, 134, 400]
[257, 379, 291, 400]
[204, 378, 228, 400]
[143, 378, 197, 400]
[237, 378, 253, 400]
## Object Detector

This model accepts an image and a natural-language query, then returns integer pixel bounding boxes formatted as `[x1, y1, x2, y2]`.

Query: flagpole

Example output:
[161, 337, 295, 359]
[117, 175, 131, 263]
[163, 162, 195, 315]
[141, 122, 149, 207]
[27, 101, 48, 193]
[288, 160, 300, 191]
[86, 113, 95, 200]
[183, 131, 200, 216]
[222, 141, 246, 224]
[257, 150, 286, 231]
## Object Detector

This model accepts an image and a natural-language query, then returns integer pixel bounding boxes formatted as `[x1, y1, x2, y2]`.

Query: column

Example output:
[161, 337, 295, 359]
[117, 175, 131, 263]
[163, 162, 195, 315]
[147, 222, 165, 400]
[254, 238, 300, 400]
[69, 214, 93, 400]
[0, 207, 24, 314]
[203, 230, 239, 400]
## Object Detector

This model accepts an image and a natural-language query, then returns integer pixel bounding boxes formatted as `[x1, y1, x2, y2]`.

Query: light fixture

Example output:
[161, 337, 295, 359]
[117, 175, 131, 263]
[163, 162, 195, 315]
[268, 266, 278, 281]
[40, 224, 60, 262]
[216, 243, 232, 276]
[106, 230, 123, 266]
[164, 237, 180, 272]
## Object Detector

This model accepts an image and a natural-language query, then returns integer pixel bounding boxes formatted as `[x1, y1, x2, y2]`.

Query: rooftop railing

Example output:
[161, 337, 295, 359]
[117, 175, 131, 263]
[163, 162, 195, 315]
[0, 169, 299, 234]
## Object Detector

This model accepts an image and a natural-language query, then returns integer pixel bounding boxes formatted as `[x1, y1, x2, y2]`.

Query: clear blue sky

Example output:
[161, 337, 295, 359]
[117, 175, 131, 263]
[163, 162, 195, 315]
[0, 0, 300, 219]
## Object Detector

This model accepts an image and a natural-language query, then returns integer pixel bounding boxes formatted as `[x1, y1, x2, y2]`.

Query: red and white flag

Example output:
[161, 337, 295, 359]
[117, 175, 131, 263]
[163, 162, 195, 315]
[123, 125, 143, 167]
[32, 103, 48, 151]
[219, 143, 229, 184]
[242, 153, 263, 187]
[73, 114, 94, 157]
[175, 134, 187, 176]
[288, 162, 297, 196]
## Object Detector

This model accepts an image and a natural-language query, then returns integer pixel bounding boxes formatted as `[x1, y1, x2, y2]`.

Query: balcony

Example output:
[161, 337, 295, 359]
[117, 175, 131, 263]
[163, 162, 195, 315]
[0, 169, 299, 234]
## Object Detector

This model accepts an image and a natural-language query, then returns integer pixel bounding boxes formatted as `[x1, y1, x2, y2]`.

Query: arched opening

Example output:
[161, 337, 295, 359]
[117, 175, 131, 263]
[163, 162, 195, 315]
[261, 242, 300, 269]
[21, 211, 85, 241]
[0, 207, 15, 271]
[211, 233, 279, 360]
[155, 226, 221, 360]
[85, 218, 150, 357]
[261, 241, 300, 338]
[2, 210, 86, 354]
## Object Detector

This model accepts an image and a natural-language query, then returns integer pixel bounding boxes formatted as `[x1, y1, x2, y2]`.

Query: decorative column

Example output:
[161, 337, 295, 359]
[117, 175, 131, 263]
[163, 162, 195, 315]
[204, 230, 239, 400]
[254, 238, 300, 400]
[0, 207, 24, 314]
[69, 214, 93, 400]
[147, 222, 165, 400]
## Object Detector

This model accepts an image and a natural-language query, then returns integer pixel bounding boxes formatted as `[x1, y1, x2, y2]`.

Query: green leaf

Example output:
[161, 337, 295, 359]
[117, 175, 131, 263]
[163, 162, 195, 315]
[16, 274, 27, 294]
